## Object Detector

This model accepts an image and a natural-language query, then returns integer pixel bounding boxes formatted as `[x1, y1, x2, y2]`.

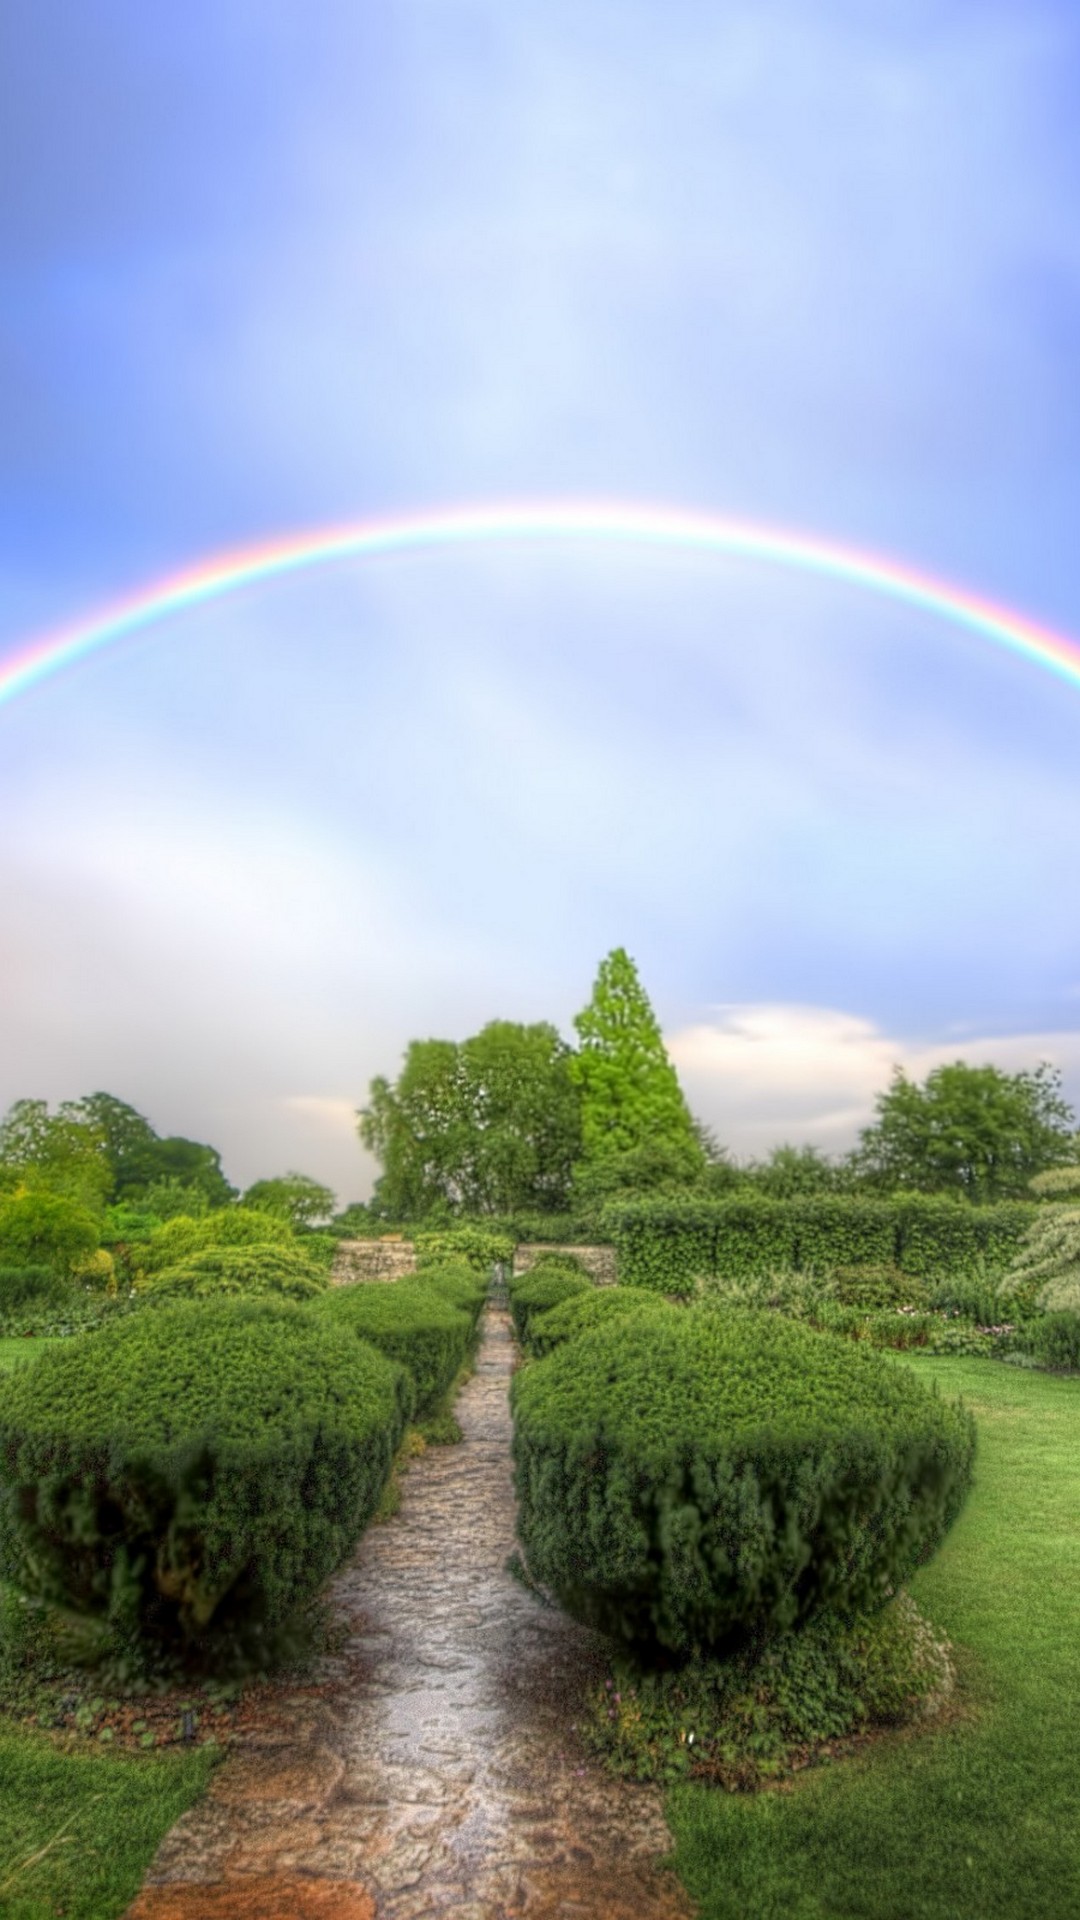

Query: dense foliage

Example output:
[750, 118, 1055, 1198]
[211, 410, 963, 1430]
[412, 1259, 490, 1333]
[851, 1061, 1077, 1201]
[136, 1207, 297, 1277]
[414, 1223, 515, 1272]
[511, 1309, 976, 1658]
[311, 1279, 472, 1413]
[606, 1193, 1038, 1291]
[360, 1020, 582, 1218]
[0, 1299, 411, 1663]
[241, 1171, 336, 1228]
[1004, 1205, 1080, 1313]
[507, 1265, 590, 1347]
[527, 1284, 675, 1357]
[140, 1242, 329, 1302]
[0, 1190, 101, 1277]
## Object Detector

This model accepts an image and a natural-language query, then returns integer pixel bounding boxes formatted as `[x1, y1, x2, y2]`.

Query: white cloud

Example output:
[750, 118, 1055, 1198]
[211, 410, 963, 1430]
[667, 1004, 1080, 1160]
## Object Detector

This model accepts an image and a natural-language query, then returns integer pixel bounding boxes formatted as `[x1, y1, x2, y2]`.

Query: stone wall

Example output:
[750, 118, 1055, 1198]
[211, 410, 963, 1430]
[331, 1238, 419, 1285]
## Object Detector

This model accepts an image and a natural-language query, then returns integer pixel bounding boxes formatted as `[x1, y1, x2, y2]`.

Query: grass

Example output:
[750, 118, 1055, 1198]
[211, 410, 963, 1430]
[0, 1339, 61, 1373]
[0, 1729, 215, 1919]
[666, 1356, 1080, 1919]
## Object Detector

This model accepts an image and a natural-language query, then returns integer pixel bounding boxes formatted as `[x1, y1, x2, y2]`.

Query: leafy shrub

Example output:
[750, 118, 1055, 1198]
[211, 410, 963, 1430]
[528, 1286, 675, 1357]
[311, 1281, 471, 1414]
[295, 1230, 339, 1274]
[0, 1299, 411, 1665]
[522, 1249, 588, 1276]
[414, 1224, 515, 1273]
[71, 1248, 116, 1292]
[790, 1199, 896, 1273]
[137, 1207, 296, 1278]
[583, 1589, 955, 1787]
[1022, 1310, 1080, 1372]
[414, 1260, 488, 1334]
[1029, 1165, 1080, 1201]
[0, 1191, 100, 1277]
[0, 1266, 70, 1313]
[828, 1263, 929, 1310]
[141, 1243, 328, 1302]
[1004, 1206, 1080, 1315]
[508, 1267, 590, 1347]
[511, 1308, 976, 1659]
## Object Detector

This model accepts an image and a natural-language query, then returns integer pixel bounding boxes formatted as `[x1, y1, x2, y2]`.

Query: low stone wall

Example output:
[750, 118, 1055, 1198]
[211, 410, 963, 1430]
[511, 1243, 617, 1286]
[331, 1238, 418, 1286]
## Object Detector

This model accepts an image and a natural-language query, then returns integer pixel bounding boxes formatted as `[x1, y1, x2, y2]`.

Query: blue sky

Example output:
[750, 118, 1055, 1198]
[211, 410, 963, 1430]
[2, 2, 1079, 1199]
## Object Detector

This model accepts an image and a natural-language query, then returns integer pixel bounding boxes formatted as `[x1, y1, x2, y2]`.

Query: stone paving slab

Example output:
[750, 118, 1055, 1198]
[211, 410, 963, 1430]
[127, 1308, 693, 1920]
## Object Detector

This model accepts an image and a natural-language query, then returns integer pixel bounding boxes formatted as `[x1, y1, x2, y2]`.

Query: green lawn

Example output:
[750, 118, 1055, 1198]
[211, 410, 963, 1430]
[0, 1731, 215, 1919]
[666, 1357, 1080, 1919]
[0, 1339, 61, 1373]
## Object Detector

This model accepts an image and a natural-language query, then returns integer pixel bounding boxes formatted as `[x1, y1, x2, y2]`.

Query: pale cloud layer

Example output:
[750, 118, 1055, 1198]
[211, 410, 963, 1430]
[669, 1006, 1080, 1161]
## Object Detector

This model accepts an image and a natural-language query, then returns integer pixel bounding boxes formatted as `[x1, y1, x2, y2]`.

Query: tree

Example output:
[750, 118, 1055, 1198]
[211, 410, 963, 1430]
[852, 1061, 1077, 1203]
[242, 1172, 337, 1229]
[0, 1188, 101, 1275]
[358, 1022, 582, 1219]
[0, 1098, 112, 1211]
[742, 1143, 848, 1200]
[569, 948, 703, 1171]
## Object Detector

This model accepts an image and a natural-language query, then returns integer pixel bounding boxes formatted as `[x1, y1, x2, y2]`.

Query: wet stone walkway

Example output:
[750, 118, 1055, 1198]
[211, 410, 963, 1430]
[127, 1307, 693, 1920]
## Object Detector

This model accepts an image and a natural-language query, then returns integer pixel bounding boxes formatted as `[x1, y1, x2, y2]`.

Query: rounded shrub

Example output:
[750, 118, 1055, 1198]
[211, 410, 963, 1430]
[524, 1250, 588, 1276]
[415, 1224, 514, 1273]
[141, 1243, 328, 1303]
[508, 1267, 590, 1347]
[529, 1285, 676, 1358]
[0, 1298, 412, 1662]
[311, 1281, 471, 1414]
[511, 1307, 976, 1659]
[415, 1260, 488, 1335]
[137, 1207, 297, 1278]
[0, 1191, 100, 1277]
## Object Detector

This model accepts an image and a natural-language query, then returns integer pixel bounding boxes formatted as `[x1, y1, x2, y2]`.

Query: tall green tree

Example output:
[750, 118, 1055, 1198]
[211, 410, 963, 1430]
[358, 1021, 581, 1218]
[853, 1060, 1076, 1202]
[569, 948, 703, 1172]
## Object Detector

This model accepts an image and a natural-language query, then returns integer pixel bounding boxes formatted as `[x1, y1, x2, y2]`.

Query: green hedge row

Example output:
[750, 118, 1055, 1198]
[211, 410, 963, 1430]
[511, 1308, 976, 1659]
[604, 1195, 1038, 1291]
[527, 1285, 675, 1358]
[0, 1299, 412, 1663]
[507, 1262, 590, 1348]
[311, 1278, 472, 1414]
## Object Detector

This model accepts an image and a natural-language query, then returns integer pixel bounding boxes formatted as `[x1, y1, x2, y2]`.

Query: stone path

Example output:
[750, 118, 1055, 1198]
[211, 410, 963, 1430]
[127, 1307, 693, 1920]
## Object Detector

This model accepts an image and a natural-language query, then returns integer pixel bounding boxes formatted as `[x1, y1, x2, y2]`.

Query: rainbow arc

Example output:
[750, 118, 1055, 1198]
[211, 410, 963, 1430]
[2, 501, 1079, 705]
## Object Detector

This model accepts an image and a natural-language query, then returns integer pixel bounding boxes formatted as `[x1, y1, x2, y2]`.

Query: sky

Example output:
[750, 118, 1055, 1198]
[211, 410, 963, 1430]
[2, 1, 1079, 1202]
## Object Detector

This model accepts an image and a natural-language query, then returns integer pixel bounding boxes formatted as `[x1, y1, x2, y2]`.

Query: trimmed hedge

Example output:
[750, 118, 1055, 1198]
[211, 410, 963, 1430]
[605, 1195, 1038, 1291]
[528, 1286, 675, 1358]
[311, 1280, 471, 1414]
[511, 1308, 975, 1658]
[508, 1267, 590, 1347]
[140, 1243, 328, 1302]
[137, 1207, 298, 1277]
[413, 1260, 489, 1336]
[0, 1298, 411, 1659]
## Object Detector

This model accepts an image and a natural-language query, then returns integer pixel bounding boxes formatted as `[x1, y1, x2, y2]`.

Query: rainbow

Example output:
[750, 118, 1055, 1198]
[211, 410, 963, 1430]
[3, 500, 1080, 706]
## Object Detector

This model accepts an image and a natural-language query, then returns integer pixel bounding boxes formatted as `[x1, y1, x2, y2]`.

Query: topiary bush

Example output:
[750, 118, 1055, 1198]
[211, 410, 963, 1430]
[528, 1285, 675, 1358]
[511, 1308, 976, 1660]
[311, 1281, 471, 1415]
[508, 1267, 590, 1347]
[136, 1207, 297, 1279]
[0, 1298, 412, 1666]
[414, 1260, 489, 1336]
[139, 1243, 328, 1303]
